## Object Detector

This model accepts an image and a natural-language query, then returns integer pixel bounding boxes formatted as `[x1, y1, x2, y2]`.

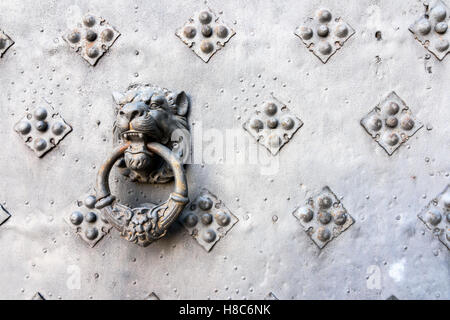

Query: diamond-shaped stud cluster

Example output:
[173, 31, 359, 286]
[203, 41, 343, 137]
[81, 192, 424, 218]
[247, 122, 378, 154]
[14, 103, 72, 157]
[176, 7, 235, 62]
[243, 97, 303, 155]
[0, 29, 14, 58]
[292, 186, 354, 249]
[294, 8, 355, 63]
[65, 193, 112, 248]
[179, 189, 238, 252]
[361, 91, 423, 156]
[63, 13, 120, 66]
[409, 0, 450, 60]
[418, 185, 450, 250]
[0, 204, 11, 226]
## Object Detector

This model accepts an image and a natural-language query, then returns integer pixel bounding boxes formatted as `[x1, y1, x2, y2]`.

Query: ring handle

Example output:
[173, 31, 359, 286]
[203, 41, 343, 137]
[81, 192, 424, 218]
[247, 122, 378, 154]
[94, 142, 188, 246]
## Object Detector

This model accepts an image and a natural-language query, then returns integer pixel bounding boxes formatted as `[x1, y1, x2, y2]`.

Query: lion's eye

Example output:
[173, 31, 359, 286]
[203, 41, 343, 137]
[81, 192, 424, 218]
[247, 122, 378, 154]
[150, 103, 160, 109]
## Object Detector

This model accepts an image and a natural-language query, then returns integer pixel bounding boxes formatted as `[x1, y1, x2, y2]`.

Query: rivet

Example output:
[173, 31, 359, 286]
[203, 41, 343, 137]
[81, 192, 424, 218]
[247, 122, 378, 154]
[198, 11, 212, 24]
[317, 227, 331, 242]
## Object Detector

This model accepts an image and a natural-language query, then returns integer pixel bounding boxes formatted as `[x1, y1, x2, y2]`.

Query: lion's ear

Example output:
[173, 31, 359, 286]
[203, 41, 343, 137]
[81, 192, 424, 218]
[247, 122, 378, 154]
[174, 91, 189, 116]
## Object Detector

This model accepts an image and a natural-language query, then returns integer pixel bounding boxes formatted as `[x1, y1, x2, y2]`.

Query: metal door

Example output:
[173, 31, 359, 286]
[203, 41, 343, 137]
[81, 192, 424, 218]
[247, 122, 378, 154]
[0, 0, 448, 300]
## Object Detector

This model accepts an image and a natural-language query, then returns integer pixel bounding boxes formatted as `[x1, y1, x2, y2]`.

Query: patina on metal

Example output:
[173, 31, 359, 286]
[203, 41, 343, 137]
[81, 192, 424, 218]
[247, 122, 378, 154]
[93, 84, 190, 247]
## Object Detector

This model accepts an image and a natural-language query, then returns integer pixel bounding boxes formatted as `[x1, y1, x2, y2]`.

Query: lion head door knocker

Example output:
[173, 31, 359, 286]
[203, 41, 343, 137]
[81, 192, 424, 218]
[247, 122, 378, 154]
[94, 84, 191, 247]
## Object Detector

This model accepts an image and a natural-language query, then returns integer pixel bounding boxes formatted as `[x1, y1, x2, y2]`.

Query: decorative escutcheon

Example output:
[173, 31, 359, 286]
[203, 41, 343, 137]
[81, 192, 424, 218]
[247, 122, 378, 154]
[94, 84, 191, 247]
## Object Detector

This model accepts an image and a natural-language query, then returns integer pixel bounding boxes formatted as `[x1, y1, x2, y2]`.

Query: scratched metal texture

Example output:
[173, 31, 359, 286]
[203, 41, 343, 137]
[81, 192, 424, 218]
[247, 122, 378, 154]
[0, 0, 449, 300]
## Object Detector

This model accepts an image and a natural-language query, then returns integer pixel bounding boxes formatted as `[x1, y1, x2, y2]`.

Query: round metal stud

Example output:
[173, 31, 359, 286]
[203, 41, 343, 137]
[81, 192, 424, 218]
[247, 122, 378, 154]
[297, 207, 313, 223]
[431, 5, 447, 22]
[368, 116, 382, 131]
[198, 11, 212, 24]
[183, 26, 197, 39]
[385, 116, 398, 128]
[101, 29, 115, 42]
[318, 41, 332, 55]
[215, 211, 231, 226]
[200, 40, 214, 53]
[385, 102, 399, 115]
[400, 116, 415, 131]
[417, 18, 432, 35]
[318, 9, 332, 23]
[317, 25, 329, 37]
[201, 25, 213, 37]
[335, 24, 349, 38]
[250, 118, 263, 130]
[35, 121, 48, 132]
[85, 211, 97, 223]
[34, 107, 47, 120]
[184, 213, 198, 227]
[85, 227, 99, 240]
[34, 138, 47, 151]
[265, 102, 278, 115]
[435, 39, 450, 52]
[70, 211, 83, 225]
[85, 30, 98, 42]
[215, 25, 229, 38]
[317, 227, 331, 242]
[67, 31, 81, 43]
[318, 196, 332, 209]
[51, 122, 66, 135]
[281, 117, 295, 130]
[83, 15, 96, 27]
[383, 132, 400, 146]
[447, 213, 450, 223]
[318, 211, 332, 224]
[442, 193, 450, 208]
[427, 208, 442, 226]
[334, 211, 347, 225]
[198, 196, 213, 211]
[298, 26, 313, 40]
[267, 118, 278, 129]
[84, 195, 96, 209]
[87, 47, 99, 58]
[201, 213, 213, 225]
[435, 22, 448, 34]
[16, 121, 31, 135]
[202, 229, 216, 243]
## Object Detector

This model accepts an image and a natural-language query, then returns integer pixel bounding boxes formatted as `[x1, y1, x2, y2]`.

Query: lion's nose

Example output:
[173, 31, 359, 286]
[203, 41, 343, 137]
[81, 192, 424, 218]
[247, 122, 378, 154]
[120, 103, 145, 121]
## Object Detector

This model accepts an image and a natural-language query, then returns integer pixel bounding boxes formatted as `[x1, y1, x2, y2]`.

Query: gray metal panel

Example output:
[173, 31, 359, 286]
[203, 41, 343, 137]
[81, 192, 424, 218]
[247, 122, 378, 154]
[0, 0, 448, 300]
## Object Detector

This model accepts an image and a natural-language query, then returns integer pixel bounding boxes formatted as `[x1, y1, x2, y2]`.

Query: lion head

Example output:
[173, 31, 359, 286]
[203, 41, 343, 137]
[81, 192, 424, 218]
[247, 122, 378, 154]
[112, 84, 190, 183]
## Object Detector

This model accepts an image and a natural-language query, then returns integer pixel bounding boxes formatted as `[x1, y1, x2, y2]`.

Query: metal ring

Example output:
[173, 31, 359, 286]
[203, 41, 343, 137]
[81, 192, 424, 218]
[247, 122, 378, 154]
[94, 142, 188, 246]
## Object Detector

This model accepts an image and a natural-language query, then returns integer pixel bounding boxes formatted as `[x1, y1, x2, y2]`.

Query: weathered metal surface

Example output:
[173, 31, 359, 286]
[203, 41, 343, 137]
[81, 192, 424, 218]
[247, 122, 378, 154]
[0, 0, 449, 301]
